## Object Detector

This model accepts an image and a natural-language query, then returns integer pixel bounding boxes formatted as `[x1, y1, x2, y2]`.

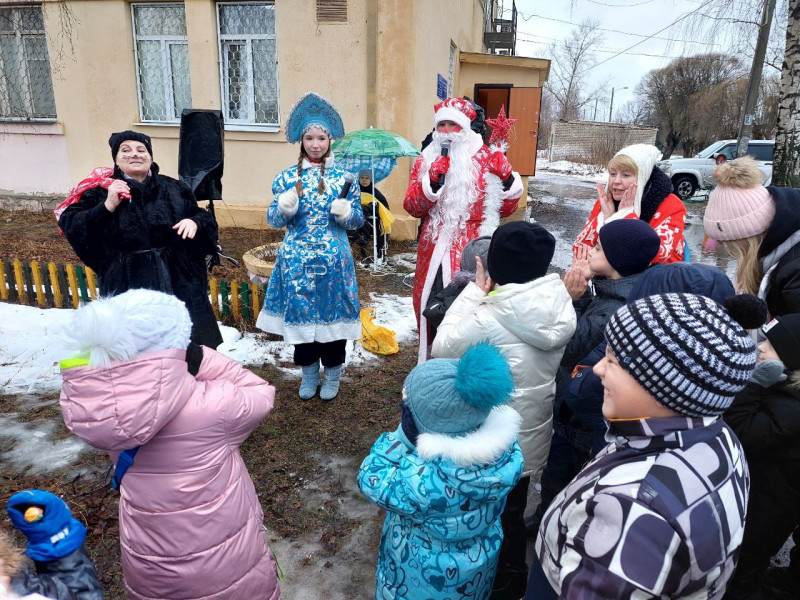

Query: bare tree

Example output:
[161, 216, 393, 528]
[615, 99, 648, 125]
[537, 89, 556, 151]
[545, 19, 606, 121]
[773, 0, 800, 185]
[637, 54, 744, 157]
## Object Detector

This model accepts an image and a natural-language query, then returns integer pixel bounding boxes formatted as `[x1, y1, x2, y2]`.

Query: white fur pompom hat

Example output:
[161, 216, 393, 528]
[63, 289, 192, 367]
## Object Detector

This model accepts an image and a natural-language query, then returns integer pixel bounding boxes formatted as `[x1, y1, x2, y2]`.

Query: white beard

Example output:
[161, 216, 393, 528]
[422, 130, 480, 243]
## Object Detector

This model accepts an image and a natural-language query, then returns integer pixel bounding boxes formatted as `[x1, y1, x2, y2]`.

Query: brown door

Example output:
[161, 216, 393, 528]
[507, 87, 541, 176]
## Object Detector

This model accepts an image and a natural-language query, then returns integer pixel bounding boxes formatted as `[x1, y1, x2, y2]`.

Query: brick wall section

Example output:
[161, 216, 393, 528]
[549, 120, 658, 161]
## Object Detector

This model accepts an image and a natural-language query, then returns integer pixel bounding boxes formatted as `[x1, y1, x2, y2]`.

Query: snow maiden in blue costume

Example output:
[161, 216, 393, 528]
[256, 93, 364, 401]
[358, 344, 524, 600]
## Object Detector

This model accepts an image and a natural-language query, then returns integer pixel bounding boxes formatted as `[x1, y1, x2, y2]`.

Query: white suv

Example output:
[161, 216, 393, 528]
[657, 139, 774, 199]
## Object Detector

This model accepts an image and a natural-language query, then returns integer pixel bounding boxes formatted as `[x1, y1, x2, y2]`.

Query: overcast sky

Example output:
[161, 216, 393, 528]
[510, 0, 764, 119]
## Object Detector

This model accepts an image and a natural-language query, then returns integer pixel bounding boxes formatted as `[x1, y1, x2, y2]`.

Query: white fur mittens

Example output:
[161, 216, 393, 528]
[277, 188, 299, 218]
[330, 199, 352, 222]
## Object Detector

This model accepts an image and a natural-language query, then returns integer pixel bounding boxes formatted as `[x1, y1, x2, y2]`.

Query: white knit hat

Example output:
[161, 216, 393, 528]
[610, 144, 662, 217]
[64, 289, 192, 367]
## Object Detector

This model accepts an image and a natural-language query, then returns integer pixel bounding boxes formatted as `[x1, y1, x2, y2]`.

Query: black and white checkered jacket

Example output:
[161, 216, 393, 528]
[536, 416, 749, 599]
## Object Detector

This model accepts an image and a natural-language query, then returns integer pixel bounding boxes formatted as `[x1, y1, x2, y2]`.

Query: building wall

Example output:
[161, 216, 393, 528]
[373, 0, 488, 239]
[0, 122, 71, 195]
[549, 120, 658, 162]
[2, 0, 547, 238]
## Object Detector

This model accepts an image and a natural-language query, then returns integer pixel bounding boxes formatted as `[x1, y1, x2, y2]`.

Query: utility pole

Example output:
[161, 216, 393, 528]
[608, 86, 628, 122]
[593, 97, 599, 121]
[737, 0, 777, 158]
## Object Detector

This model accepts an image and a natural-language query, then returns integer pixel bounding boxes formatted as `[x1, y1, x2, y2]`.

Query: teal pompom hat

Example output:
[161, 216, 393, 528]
[404, 344, 514, 436]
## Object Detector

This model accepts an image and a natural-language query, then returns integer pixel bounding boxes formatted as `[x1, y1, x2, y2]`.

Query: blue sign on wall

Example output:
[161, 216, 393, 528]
[437, 74, 448, 100]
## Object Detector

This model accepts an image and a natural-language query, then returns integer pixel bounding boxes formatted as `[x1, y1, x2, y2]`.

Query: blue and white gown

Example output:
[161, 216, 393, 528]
[256, 156, 365, 344]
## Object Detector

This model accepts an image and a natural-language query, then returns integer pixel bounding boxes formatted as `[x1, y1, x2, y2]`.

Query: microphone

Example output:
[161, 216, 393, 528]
[439, 140, 451, 186]
[339, 172, 355, 199]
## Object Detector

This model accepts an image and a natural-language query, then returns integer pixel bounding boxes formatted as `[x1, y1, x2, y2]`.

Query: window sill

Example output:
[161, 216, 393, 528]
[132, 121, 181, 127]
[0, 121, 63, 135]
[224, 124, 280, 133]
[130, 121, 283, 141]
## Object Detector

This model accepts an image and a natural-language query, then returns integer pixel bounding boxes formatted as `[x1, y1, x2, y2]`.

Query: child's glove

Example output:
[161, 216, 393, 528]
[330, 199, 352, 222]
[277, 188, 299, 218]
[7, 490, 87, 562]
[750, 360, 787, 387]
[400, 403, 419, 446]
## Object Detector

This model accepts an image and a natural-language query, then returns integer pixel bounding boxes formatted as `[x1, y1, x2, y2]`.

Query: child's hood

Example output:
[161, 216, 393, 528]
[484, 274, 577, 350]
[60, 348, 195, 451]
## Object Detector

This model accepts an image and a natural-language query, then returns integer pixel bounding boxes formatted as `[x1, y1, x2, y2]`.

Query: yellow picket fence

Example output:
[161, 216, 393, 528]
[0, 258, 265, 323]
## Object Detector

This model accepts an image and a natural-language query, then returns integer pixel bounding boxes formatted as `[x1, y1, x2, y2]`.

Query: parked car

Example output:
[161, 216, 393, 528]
[657, 139, 774, 199]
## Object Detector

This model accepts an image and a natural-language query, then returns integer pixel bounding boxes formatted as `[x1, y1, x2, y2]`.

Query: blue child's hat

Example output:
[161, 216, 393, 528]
[285, 92, 345, 143]
[7, 490, 86, 562]
[404, 344, 514, 436]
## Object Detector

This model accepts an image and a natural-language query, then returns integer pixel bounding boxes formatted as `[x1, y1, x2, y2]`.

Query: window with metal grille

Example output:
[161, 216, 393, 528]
[217, 2, 278, 126]
[131, 3, 191, 123]
[316, 0, 347, 23]
[0, 5, 56, 120]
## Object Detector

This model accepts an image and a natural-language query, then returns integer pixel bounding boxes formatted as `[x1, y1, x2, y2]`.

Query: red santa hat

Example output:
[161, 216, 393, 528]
[433, 97, 477, 131]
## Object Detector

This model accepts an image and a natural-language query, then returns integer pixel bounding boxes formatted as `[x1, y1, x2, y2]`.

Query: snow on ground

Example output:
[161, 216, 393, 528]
[0, 293, 416, 477]
[536, 157, 607, 181]
[0, 413, 89, 474]
[0, 293, 416, 396]
[218, 292, 416, 371]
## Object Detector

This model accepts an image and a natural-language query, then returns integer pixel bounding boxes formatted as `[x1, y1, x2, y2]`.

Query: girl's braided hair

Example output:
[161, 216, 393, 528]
[295, 146, 330, 197]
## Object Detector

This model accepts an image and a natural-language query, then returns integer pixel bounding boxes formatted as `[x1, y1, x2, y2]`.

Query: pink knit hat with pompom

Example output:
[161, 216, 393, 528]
[704, 156, 774, 241]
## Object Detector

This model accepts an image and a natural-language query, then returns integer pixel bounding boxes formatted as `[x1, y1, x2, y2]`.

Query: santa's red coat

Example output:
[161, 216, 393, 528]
[404, 144, 521, 331]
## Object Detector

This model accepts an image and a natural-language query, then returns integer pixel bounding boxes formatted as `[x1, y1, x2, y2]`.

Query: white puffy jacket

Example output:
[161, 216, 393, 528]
[431, 274, 576, 477]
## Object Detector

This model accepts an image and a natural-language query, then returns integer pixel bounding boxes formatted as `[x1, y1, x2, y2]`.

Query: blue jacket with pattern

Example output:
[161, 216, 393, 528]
[256, 156, 364, 344]
[535, 416, 749, 599]
[358, 406, 524, 600]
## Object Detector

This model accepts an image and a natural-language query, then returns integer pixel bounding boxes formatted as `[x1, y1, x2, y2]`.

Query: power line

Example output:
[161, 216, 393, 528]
[515, 31, 696, 59]
[502, 5, 723, 48]
[517, 31, 708, 58]
[577, 0, 717, 74]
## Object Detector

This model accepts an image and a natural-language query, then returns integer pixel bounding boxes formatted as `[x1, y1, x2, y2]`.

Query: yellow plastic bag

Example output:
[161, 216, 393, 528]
[361, 192, 396, 234]
[360, 307, 399, 355]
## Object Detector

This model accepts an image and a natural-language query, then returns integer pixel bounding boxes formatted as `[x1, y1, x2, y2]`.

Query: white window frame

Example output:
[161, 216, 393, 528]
[131, 2, 190, 124]
[216, 1, 280, 130]
[0, 4, 57, 122]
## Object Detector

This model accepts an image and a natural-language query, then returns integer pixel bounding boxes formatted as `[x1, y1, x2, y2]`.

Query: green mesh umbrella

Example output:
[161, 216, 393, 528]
[332, 127, 420, 158]
[333, 128, 419, 272]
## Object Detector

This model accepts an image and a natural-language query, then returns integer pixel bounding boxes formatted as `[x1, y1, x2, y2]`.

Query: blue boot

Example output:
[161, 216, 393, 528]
[298, 362, 320, 400]
[320, 364, 342, 401]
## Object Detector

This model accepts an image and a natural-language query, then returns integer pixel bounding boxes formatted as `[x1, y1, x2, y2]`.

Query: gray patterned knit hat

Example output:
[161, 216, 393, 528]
[605, 293, 757, 416]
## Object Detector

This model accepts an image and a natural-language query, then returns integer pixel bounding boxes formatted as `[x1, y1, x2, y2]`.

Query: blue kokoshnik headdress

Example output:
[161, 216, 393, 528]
[285, 92, 345, 143]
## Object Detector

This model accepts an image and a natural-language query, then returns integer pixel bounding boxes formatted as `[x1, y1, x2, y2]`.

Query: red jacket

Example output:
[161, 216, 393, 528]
[573, 192, 686, 264]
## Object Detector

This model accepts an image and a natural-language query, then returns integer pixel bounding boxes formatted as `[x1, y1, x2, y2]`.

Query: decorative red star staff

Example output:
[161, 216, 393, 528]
[486, 105, 517, 154]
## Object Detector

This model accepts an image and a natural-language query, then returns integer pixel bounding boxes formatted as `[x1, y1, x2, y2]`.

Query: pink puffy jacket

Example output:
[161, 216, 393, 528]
[60, 347, 280, 600]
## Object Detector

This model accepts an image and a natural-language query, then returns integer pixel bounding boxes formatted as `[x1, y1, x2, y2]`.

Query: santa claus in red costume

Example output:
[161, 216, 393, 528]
[404, 97, 523, 362]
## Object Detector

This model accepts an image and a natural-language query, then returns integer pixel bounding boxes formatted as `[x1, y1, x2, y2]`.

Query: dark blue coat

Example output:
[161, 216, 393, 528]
[560, 263, 736, 456]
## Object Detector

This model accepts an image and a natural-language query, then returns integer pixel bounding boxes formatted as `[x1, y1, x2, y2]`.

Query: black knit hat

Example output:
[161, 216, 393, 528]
[598, 219, 660, 277]
[763, 314, 800, 371]
[605, 293, 757, 416]
[486, 221, 555, 285]
[109, 130, 153, 160]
